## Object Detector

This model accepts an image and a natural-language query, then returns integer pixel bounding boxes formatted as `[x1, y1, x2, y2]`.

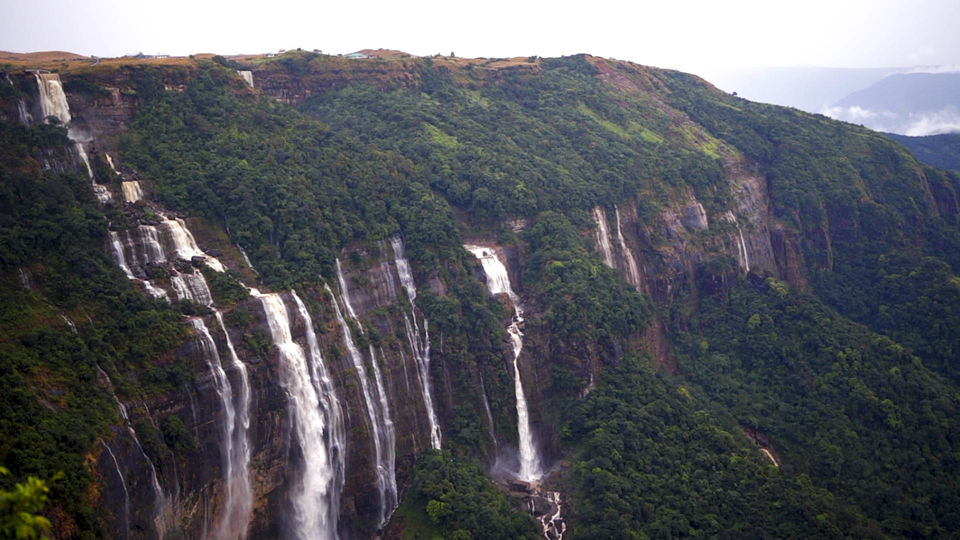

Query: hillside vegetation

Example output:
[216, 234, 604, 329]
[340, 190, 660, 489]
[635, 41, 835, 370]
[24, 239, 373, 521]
[1, 50, 959, 538]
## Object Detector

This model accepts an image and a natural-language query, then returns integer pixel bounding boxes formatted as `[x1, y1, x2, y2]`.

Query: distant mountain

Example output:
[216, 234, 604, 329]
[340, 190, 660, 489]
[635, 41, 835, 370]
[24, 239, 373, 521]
[823, 72, 960, 135]
[886, 132, 960, 171]
[703, 66, 894, 111]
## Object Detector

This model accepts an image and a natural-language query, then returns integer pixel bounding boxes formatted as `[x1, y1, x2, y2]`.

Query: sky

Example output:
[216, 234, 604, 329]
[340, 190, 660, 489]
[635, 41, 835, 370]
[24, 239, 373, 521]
[2, 0, 959, 77]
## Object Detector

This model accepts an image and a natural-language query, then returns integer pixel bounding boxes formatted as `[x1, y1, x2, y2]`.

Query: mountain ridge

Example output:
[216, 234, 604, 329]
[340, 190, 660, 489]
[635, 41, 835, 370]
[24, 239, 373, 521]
[1, 49, 959, 538]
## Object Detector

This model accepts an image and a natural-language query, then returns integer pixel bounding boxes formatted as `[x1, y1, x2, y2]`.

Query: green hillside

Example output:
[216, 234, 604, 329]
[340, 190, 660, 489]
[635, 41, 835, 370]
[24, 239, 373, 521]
[1, 51, 959, 538]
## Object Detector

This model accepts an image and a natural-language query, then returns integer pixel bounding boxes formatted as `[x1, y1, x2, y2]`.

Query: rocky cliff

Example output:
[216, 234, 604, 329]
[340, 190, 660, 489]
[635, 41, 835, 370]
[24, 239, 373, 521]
[2, 49, 959, 539]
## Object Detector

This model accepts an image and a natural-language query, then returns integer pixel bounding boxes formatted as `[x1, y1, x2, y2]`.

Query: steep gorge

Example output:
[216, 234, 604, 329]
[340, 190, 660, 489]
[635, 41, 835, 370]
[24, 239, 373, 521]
[1, 51, 959, 539]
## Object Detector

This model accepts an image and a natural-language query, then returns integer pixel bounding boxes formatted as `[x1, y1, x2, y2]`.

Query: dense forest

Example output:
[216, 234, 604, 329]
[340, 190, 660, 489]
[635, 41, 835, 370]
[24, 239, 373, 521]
[1, 50, 959, 538]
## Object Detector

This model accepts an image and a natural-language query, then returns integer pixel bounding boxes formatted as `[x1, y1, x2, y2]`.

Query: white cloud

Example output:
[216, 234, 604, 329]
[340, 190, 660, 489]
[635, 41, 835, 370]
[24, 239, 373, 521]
[904, 107, 960, 136]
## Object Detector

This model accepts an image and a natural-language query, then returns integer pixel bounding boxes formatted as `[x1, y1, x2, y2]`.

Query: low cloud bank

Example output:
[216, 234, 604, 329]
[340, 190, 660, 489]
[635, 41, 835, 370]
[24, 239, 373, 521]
[821, 105, 960, 136]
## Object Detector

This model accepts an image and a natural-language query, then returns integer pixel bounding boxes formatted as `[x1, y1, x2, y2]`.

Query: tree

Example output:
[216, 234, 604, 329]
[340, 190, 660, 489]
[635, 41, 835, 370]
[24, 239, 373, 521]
[0, 467, 59, 540]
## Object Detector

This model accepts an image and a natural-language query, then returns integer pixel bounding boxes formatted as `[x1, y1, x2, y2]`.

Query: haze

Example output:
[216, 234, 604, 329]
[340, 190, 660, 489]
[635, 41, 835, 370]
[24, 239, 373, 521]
[2, 0, 959, 77]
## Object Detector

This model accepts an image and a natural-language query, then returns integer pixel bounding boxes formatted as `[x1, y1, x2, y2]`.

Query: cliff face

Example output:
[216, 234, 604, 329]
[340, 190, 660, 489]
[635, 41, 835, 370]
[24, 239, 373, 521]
[5, 50, 960, 539]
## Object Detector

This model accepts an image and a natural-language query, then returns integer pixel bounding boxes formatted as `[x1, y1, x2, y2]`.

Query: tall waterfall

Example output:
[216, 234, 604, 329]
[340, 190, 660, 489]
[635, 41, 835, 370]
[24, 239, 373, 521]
[290, 291, 346, 532]
[614, 206, 643, 290]
[390, 237, 442, 449]
[327, 268, 398, 526]
[464, 245, 541, 482]
[214, 312, 253, 540]
[33, 72, 111, 203]
[257, 292, 341, 539]
[592, 207, 615, 268]
[189, 318, 251, 539]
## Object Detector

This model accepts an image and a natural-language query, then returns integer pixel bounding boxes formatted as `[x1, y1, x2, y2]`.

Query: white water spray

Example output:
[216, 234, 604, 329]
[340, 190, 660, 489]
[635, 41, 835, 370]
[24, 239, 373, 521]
[162, 218, 226, 272]
[390, 237, 442, 449]
[464, 245, 541, 482]
[291, 291, 346, 533]
[213, 312, 254, 539]
[257, 292, 340, 539]
[190, 318, 246, 539]
[33, 72, 111, 202]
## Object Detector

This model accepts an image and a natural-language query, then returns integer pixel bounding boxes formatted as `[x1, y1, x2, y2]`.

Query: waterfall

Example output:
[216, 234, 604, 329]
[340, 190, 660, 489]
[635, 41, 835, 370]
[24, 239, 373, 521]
[237, 70, 254, 88]
[237, 244, 257, 275]
[109, 232, 135, 278]
[737, 225, 751, 272]
[257, 292, 340, 539]
[122, 181, 143, 203]
[100, 440, 131, 540]
[17, 100, 33, 124]
[539, 492, 566, 540]
[723, 212, 750, 273]
[131, 225, 167, 266]
[614, 206, 643, 290]
[334, 259, 359, 321]
[592, 206, 615, 268]
[190, 318, 246, 539]
[326, 272, 398, 525]
[478, 373, 498, 451]
[213, 312, 253, 540]
[162, 218, 227, 272]
[390, 237, 442, 449]
[34, 72, 71, 124]
[171, 272, 214, 306]
[115, 395, 167, 537]
[33, 72, 112, 203]
[290, 291, 345, 533]
[111, 229, 167, 297]
[464, 245, 541, 482]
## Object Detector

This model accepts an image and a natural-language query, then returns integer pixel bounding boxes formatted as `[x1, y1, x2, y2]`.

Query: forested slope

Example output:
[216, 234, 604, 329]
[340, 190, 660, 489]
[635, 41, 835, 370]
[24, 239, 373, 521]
[1, 51, 958, 538]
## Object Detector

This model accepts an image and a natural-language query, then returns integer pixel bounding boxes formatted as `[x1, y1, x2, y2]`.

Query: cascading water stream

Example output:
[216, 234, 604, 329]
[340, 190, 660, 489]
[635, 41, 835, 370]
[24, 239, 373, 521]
[257, 292, 340, 539]
[291, 291, 345, 533]
[592, 207, 615, 268]
[237, 71, 254, 88]
[478, 373, 499, 451]
[614, 206, 643, 290]
[737, 225, 751, 272]
[189, 318, 254, 540]
[122, 181, 143, 203]
[171, 272, 214, 306]
[162, 218, 227, 272]
[100, 440, 131, 540]
[326, 270, 398, 526]
[390, 237, 442, 449]
[723, 212, 751, 273]
[33, 72, 111, 202]
[464, 245, 541, 482]
[97, 365, 167, 538]
[213, 311, 254, 540]
[34, 72, 71, 125]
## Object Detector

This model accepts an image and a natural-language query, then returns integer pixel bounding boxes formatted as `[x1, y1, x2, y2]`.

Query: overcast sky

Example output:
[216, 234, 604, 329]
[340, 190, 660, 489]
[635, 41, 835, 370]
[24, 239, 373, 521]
[2, 0, 959, 77]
